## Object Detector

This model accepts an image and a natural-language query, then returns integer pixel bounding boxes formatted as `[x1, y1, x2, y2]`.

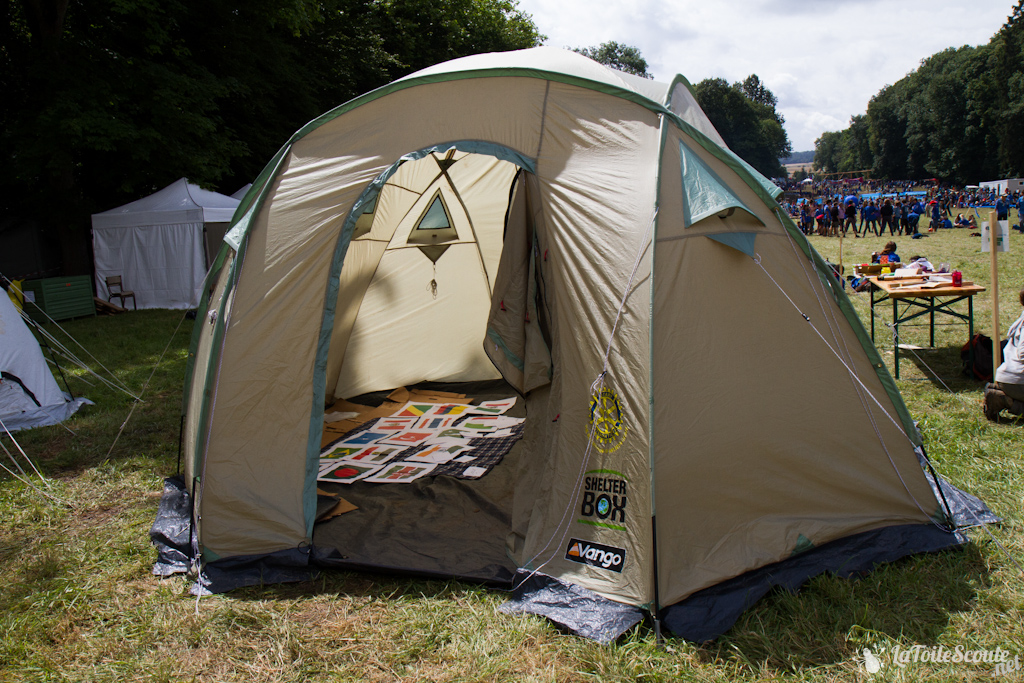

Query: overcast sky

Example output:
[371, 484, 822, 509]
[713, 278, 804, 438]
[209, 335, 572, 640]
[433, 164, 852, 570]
[516, 0, 1015, 152]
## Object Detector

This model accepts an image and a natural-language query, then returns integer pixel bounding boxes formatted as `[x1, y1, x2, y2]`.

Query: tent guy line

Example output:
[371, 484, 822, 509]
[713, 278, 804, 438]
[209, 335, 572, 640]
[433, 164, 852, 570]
[519, 210, 658, 582]
[4, 282, 140, 401]
[752, 253, 960, 532]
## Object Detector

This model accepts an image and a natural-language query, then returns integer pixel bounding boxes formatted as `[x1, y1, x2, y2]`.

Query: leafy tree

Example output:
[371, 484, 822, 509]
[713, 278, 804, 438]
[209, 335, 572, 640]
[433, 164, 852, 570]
[817, 2, 1024, 184]
[739, 74, 776, 108]
[903, 46, 998, 183]
[813, 130, 842, 174]
[993, 0, 1024, 176]
[373, 0, 543, 76]
[572, 41, 651, 78]
[693, 76, 791, 178]
[839, 115, 872, 173]
[1, 0, 544, 275]
[867, 81, 912, 179]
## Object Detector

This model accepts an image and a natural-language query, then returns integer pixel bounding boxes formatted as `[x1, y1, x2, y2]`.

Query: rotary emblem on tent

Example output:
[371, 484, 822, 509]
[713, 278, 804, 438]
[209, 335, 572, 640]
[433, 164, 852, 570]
[587, 387, 628, 453]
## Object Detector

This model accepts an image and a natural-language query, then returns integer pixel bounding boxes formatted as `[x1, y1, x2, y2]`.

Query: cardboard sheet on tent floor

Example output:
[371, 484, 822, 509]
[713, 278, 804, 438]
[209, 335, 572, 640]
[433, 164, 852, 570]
[312, 380, 524, 582]
[321, 417, 524, 481]
[321, 386, 471, 448]
[320, 385, 523, 481]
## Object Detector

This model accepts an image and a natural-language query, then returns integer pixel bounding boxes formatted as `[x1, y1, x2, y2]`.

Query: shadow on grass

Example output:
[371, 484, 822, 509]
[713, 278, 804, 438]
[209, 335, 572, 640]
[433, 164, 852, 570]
[699, 543, 989, 670]
[897, 344, 979, 390]
[229, 570, 501, 607]
[7, 309, 193, 477]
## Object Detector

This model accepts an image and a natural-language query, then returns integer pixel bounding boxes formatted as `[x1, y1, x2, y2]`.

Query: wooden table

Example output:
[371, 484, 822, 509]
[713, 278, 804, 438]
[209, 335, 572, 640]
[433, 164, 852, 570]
[868, 276, 986, 378]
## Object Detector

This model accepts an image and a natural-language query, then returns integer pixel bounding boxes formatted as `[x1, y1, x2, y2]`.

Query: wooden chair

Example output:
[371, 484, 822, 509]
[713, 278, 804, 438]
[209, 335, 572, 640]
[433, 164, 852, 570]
[105, 275, 136, 310]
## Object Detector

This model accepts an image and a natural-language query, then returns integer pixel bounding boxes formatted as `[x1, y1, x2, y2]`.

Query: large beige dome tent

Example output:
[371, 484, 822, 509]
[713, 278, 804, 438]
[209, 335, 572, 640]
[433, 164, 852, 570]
[153, 47, 990, 642]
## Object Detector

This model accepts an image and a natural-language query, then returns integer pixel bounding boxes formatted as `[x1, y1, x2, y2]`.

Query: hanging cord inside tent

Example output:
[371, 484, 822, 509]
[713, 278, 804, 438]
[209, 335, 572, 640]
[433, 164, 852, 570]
[752, 253, 956, 534]
[427, 261, 438, 300]
[514, 209, 657, 584]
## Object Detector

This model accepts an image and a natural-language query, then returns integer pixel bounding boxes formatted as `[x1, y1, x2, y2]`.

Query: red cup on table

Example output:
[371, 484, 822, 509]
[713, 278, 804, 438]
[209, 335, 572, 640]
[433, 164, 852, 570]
[952, 271, 962, 286]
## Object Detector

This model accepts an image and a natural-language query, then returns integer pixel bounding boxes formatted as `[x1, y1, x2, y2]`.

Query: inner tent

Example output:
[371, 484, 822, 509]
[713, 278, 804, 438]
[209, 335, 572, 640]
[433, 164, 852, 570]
[313, 148, 547, 582]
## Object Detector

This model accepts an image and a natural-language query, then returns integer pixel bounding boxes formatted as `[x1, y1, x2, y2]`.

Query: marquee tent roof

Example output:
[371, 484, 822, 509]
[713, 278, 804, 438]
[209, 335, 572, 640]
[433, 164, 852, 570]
[92, 178, 239, 230]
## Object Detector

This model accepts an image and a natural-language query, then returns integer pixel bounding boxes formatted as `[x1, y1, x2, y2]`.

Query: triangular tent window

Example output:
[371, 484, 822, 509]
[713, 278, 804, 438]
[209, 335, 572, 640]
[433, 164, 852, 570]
[408, 190, 457, 245]
[679, 142, 761, 228]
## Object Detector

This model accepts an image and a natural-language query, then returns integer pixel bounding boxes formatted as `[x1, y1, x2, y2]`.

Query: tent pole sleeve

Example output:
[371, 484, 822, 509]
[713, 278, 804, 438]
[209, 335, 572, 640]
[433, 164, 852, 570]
[648, 114, 669, 618]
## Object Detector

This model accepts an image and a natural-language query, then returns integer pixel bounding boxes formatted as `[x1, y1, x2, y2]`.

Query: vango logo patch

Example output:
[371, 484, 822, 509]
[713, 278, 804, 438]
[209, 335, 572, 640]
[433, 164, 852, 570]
[565, 538, 626, 573]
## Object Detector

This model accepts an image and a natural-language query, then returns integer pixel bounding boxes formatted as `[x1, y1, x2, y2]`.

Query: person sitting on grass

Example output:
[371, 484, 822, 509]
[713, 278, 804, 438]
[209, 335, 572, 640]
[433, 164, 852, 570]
[871, 241, 901, 265]
[984, 287, 1024, 421]
[955, 213, 972, 227]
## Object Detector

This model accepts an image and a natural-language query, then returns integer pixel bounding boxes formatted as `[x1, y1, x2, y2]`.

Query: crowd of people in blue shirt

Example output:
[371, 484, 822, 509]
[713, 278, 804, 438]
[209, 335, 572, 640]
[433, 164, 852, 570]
[776, 179, 1024, 239]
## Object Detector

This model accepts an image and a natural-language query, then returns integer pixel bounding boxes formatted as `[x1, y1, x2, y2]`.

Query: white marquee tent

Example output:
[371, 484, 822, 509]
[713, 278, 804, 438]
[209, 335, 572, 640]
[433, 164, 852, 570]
[91, 178, 240, 309]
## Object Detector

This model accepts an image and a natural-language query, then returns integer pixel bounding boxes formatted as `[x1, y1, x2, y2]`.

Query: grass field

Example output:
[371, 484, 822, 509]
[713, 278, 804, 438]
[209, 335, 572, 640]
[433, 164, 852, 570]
[1, 224, 1023, 681]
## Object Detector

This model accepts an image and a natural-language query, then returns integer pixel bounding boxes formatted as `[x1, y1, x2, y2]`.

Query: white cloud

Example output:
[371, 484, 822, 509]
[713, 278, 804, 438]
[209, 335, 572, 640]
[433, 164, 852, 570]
[516, 0, 1014, 151]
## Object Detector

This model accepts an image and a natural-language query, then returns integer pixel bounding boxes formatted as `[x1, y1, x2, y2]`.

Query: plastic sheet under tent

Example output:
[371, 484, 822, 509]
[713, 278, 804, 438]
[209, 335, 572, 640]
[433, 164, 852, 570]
[152, 46, 997, 643]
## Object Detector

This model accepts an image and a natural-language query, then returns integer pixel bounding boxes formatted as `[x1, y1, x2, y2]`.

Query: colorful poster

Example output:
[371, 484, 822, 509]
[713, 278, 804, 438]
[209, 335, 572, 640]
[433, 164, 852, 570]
[320, 444, 366, 459]
[430, 404, 473, 416]
[318, 462, 380, 483]
[364, 461, 436, 483]
[377, 430, 435, 447]
[338, 445, 404, 464]
[393, 402, 439, 418]
[343, 430, 389, 445]
[405, 442, 474, 464]
[435, 428, 475, 440]
[375, 417, 418, 432]
[466, 398, 517, 415]
[459, 416, 504, 432]
[480, 428, 515, 439]
[414, 415, 459, 431]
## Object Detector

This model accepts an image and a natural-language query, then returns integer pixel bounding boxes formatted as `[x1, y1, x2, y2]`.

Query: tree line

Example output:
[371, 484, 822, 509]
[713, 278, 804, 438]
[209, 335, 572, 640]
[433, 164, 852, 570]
[814, 0, 1024, 184]
[1, 0, 544, 273]
[574, 44, 792, 180]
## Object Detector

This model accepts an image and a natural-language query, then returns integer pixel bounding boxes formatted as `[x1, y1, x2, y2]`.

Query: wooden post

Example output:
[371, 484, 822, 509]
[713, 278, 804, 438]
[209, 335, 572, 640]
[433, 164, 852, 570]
[990, 209, 1002, 371]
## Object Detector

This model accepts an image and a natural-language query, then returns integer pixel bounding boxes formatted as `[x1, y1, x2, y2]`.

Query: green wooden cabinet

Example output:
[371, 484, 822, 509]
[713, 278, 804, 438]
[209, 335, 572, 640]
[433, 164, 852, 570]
[21, 275, 96, 322]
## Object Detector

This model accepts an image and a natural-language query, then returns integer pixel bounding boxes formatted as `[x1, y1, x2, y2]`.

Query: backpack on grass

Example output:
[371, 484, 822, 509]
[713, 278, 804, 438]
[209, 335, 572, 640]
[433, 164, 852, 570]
[961, 334, 994, 382]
